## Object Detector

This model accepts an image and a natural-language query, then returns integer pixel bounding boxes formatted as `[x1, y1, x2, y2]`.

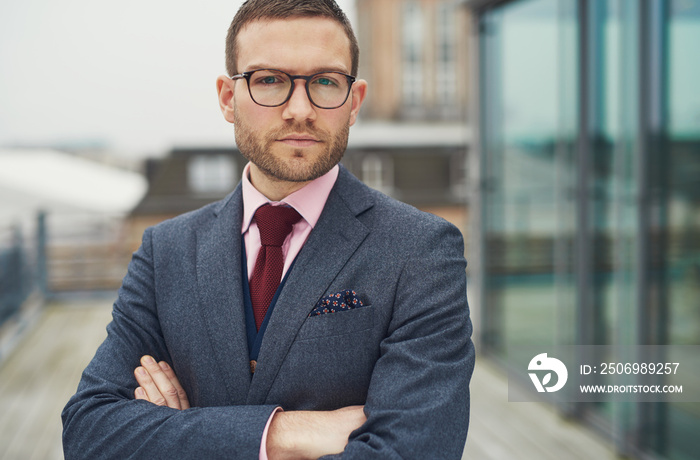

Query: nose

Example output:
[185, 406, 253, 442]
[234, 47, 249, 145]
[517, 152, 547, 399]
[282, 78, 316, 122]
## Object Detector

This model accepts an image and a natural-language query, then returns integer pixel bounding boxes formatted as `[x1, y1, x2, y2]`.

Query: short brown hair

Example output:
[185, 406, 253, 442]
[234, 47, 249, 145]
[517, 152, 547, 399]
[225, 0, 359, 76]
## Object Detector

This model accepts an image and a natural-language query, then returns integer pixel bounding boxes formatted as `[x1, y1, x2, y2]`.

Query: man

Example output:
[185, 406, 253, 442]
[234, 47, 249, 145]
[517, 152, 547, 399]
[62, 1, 475, 458]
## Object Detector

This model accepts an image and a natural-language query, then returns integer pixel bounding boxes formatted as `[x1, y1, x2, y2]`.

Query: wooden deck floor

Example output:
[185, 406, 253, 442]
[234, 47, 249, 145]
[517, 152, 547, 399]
[463, 360, 618, 459]
[0, 299, 620, 459]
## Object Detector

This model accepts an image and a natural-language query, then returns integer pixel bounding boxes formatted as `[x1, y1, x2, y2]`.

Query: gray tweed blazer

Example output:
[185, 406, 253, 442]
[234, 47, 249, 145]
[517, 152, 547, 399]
[62, 165, 475, 459]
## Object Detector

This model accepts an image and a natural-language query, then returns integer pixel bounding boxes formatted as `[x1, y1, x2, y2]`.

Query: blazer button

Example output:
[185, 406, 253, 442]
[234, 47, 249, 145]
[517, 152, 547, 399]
[250, 360, 257, 374]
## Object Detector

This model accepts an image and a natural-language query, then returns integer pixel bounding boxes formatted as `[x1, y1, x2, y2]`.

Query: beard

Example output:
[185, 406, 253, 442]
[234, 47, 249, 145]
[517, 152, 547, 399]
[233, 106, 350, 183]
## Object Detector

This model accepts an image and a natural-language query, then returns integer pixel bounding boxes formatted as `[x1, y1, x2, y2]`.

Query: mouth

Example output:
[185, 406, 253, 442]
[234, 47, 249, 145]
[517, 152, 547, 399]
[277, 134, 322, 148]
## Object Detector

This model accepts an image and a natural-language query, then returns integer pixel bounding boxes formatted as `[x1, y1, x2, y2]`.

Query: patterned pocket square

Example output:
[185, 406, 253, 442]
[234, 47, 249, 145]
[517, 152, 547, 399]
[309, 290, 365, 316]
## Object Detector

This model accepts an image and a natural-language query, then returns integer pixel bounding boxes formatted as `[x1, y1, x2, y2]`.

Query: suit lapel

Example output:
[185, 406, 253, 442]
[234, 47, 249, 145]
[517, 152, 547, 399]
[196, 186, 252, 404]
[246, 168, 373, 404]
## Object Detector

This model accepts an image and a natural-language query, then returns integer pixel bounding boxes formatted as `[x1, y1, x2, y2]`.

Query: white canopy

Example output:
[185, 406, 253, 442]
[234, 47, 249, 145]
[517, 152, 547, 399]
[0, 149, 147, 225]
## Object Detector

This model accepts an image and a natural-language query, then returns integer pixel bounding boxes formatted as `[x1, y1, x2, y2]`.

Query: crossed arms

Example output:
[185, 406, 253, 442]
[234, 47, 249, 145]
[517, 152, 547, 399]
[62, 214, 475, 459]
[133, 355, 365, 459]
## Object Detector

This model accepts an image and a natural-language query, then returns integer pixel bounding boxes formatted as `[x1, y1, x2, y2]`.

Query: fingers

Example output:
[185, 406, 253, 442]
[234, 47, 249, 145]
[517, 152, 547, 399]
[134, 386, 148, 400]
[133, 355, 189, 410]
[158, 360, 190, 409]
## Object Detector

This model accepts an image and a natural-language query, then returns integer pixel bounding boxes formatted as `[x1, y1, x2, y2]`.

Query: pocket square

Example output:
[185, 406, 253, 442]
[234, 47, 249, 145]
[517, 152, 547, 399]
[309, 290, 365, 316]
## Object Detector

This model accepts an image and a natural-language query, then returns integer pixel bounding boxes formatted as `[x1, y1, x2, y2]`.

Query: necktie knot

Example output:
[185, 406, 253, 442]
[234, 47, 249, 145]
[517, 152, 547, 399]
[254, 204, 302, 247]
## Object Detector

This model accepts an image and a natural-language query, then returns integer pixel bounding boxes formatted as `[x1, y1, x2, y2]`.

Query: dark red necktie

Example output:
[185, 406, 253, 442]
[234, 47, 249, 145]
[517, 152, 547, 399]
[249, 204, 302, 330]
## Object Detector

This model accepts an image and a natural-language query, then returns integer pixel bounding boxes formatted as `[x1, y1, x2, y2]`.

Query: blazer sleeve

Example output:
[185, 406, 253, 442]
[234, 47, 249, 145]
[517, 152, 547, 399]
[323, 220, 475, 460]
[61, 227, 277, 460]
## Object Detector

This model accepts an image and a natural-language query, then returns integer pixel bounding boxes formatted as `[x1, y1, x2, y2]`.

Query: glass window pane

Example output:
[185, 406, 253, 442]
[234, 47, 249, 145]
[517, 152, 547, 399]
[402, 1, 424, 107]
[661, 1, 700, 458]
[188, 155, 236, 195]
[480, 0, 578, 363]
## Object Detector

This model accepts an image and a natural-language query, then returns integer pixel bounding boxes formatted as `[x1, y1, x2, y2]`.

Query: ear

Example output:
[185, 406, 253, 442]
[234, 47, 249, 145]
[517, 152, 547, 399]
[216, 75, 236, 124]
[348, 79, 367, 126]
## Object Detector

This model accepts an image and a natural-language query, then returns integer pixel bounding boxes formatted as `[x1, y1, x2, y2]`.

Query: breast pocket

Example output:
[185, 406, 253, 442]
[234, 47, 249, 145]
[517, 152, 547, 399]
[296, 305, 375, 341]
[271, 305, 380, 410]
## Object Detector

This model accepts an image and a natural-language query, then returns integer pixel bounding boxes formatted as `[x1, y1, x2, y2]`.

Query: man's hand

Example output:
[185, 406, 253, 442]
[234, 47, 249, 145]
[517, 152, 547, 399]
[133, 355, 365, 459]
[134, 355, 190, 410]
[266, 405, 367, 460]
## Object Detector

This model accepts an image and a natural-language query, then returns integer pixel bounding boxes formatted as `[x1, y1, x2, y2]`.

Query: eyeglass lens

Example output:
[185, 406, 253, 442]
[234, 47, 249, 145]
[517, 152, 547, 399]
[247, 70, 350, 108]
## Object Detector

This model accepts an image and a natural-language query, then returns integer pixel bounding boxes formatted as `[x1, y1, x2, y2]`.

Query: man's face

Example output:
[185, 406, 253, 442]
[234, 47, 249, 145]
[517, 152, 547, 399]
[220, 17, 366, 185]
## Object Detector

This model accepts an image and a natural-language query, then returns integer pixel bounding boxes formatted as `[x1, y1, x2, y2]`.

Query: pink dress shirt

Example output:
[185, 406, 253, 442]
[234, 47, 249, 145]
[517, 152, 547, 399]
[241, 163, 339, 281]
[239, 162, 339, 459]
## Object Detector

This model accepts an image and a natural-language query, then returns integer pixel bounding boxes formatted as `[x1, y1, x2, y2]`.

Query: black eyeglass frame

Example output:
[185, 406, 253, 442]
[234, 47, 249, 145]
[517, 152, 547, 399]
[230, 69, 357, 109]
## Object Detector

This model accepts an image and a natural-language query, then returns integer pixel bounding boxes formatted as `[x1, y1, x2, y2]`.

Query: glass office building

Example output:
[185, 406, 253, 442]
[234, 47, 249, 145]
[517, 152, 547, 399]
[466, 0, 700, 458]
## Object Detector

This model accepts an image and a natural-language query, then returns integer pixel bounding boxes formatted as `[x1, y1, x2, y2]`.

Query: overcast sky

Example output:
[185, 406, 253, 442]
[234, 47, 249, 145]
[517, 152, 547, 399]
[0, 0, 356, 158]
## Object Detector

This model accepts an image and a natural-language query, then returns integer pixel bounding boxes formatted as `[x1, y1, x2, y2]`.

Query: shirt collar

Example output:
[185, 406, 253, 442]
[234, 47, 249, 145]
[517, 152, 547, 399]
[241, 162, 339, 234]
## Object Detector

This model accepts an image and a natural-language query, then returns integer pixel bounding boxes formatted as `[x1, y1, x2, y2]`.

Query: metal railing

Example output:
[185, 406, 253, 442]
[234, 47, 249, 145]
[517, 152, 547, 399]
[0, 215, 44, 328]
[44, 212, 133, 292]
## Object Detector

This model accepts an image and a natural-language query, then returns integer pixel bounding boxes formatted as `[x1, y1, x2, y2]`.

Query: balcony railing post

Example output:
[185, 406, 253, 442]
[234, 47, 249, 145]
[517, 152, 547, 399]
[36, 211, 48, 298]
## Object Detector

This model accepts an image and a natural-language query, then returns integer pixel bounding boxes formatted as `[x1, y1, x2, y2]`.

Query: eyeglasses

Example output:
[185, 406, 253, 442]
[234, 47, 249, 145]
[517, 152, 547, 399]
[231, 69, 356, 109]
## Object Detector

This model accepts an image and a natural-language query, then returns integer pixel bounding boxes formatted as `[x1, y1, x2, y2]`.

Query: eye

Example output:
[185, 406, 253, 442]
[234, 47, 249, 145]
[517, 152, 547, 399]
[312, 75, 340, 87]
[250, 71, 288, 86]
[257, 75, 282, 85]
